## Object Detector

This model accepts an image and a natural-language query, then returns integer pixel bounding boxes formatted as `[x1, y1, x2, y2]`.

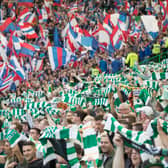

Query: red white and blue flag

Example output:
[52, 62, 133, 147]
[0, 17, 15, 33]
[19, 42, 40, 57]
[0, 72, 14, 92]
[0, 62, 8, 80]
[9, 56, 26, 80]
[110, 25, 124, 50]
[18, 0, 34, 7]
[48, 47, 73, 70]
[17, 8, 36, 25]
[31, 58, 43, 72]
[19, 24, 38, 39]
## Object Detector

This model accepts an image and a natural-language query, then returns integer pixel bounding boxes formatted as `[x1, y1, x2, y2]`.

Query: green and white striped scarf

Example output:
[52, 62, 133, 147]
[5, 129, 27, 147]
[92, 98, 108, 106]
[151, 72, 168, 80]
[144, 80, 159, 91]
[29, 109, 45, 119]
[25, 102, 51, 109]
[104, 115, 168, 157]
[66, 141, 81, 168]
[63, 96, 86, 107]
[11, 109, 26, 118]
[82, 122, 99, 162]
[40, 138, 57, 165]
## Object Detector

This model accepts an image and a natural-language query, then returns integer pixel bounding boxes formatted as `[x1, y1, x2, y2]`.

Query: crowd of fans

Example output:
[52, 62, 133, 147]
[0, 0, 168, 168]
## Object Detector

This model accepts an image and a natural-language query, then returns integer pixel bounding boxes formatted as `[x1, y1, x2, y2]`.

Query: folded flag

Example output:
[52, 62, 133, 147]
[48, 47, 73, 70]
[0, 17, 15, 33]
[18, 0, 34, 7]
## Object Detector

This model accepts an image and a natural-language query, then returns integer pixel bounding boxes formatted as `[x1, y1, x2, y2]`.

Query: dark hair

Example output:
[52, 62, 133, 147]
[22, 141, 36, 148]
[30, 127, 41, 135]
[74, 110, 87, 122]
[95, 115, 104, 121]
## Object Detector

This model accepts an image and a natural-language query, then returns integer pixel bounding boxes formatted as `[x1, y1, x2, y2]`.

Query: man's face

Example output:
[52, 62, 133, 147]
[100, 136, 113, 154]
[30, 129, 39, 141]
[23, 145, 36, 162]
[95, 120, 104, 133]
[4, 141, 11, 155]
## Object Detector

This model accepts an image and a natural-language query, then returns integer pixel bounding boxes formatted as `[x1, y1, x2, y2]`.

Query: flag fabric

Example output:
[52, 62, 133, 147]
[110, 25, 124, 50]
[54, 27, 62, 47]
[67, 24, 80, 52]
[0, 33, 8, 62]
[19, 42, 39, 57]
[0, 73, 14, 92]
[93, 22, 110, 47]
[31, 58, 43, 72]
[0, 17, 15, 33]
[103, 14, 113, 34]
[141, 15, 159, 39]
[0, 62, 9, 80]
[76, 35, 98, 51]
[19, 24, 38, 39]
[9, 56, 26, 80]
[18, 0, 34, 7]
[17, 8, 35, 25]
[48, 47, 72, 70]
[53, 0, 62, 6]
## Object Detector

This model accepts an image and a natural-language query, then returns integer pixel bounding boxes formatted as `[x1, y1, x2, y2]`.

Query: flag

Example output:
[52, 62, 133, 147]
[9, 56, 26, 80]
[0, 73, 14, 92]
[76, 35, 98, 51]
[0, 17, 15, 33]
[54, 27, 62, 47]
[36, 7, 48, 23]
[141, 15, 159, 39]
[48, 47, 72, 70]
[117, 12, 130, 41]
[19, 24, 38, 39]
[103, 14, 113, 34]
[17, 8, 36, 25]
[93, 22, 110, 47]
[31, 58, 43, 72]
[18, 0, 34, 7]
[0, 63, 8, 80]
[53, 0, 62, 6]
[19, 42, 39, 57]
[0, 33, 8, 62]
[66, 24, 81, 52]
[110, 25, 124, 50]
